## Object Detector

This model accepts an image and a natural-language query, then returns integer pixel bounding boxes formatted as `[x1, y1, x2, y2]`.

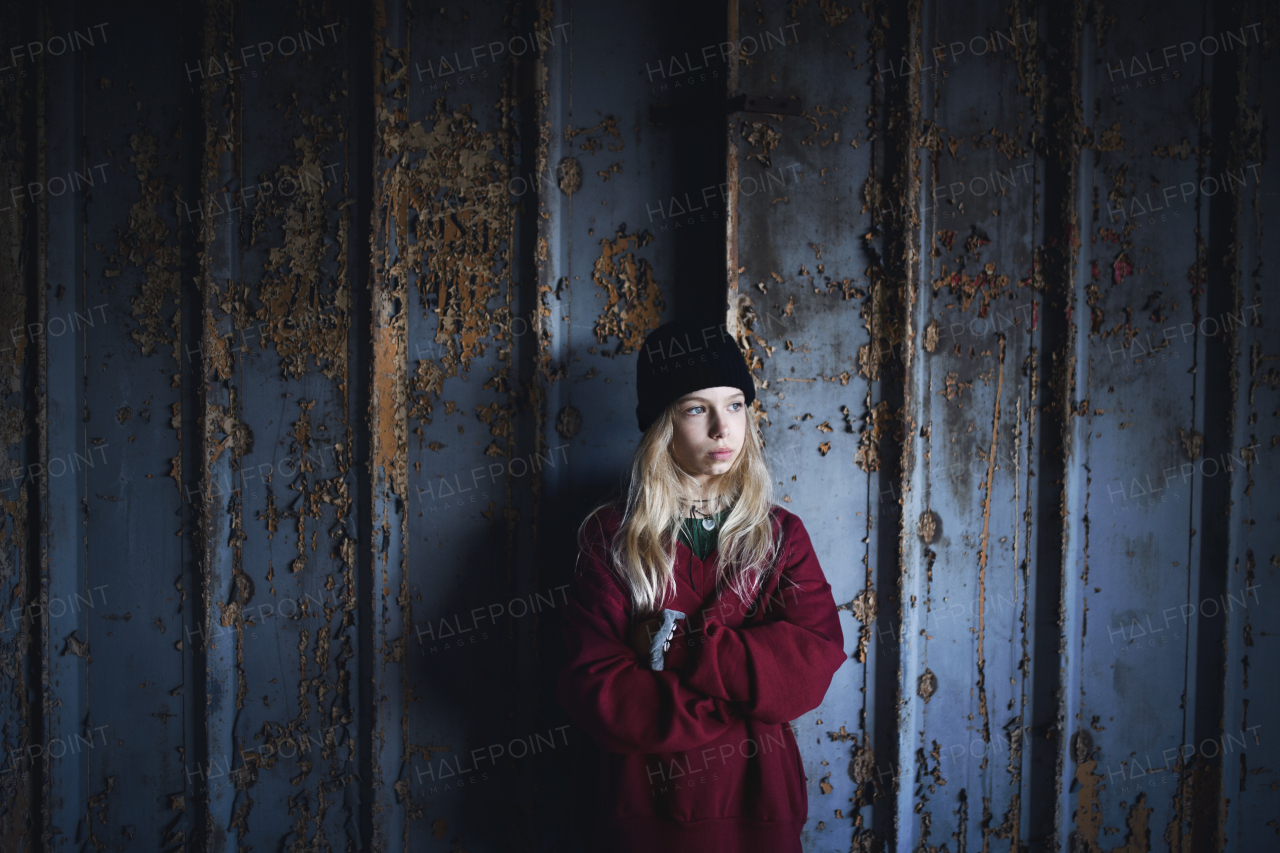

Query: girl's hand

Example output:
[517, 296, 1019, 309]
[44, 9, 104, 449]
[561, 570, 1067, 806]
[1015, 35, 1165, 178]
[628, 616, 676, 663]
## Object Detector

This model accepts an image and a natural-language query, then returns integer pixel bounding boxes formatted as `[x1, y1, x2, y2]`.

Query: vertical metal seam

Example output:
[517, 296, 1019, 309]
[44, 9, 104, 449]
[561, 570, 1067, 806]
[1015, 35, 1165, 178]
[884, 0, 923, 846]
[32, 4, 50, 847]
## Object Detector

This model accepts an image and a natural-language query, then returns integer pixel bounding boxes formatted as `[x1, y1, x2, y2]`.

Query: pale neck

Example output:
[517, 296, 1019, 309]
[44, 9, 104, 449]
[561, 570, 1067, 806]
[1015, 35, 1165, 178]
[683, 494, 729, 517]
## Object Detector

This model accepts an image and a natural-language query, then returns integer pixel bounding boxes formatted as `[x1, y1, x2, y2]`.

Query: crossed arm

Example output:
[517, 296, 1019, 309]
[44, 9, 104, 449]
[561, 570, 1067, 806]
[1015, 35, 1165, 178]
[554, 514, 847, 754]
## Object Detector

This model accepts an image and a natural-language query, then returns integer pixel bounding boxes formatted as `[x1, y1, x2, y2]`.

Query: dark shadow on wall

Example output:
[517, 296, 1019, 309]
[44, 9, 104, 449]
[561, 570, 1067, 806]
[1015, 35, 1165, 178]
[645, 0, 732, 328]
[525, 1, 731, 849]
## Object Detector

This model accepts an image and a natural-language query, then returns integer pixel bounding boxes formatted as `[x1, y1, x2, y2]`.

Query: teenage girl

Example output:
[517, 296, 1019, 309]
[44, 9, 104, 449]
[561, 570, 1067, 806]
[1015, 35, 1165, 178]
[556, 319, 847, 853]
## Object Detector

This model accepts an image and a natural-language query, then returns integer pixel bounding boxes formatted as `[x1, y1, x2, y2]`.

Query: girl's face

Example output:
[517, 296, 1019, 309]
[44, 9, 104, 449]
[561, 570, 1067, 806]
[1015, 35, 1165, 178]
[669, 386, 748, 483]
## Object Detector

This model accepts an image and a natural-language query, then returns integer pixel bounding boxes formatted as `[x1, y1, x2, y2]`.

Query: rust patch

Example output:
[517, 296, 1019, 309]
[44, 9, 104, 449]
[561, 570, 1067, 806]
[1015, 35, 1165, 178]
[408, 357, 446, 427]
[855, 399, 897, 472]
[555, 405, 582, 439]
[917, 510, 938, 544]
[565, 115, 623, 154]
[249, 133, 348, 381]
[847, 587, 876, 663]
[940, 371, 974, 403]
[922, 318, 941, 353]
[972, 336, 1006, 760]
[741, 120, 782, 167]
[931, 259, 1012, 318]
[103, 131, 183, 372]
[372, 299, 408, 494]
[817, 0, 854, 27]
[1179, 426, 1203, 461]
[1112, 792, 1154, 853]
[856, 244, 905, 380]
[556, 157, 582, 195]
[62, 632, 90, 661]
[379, 97, 518, 454]
[413, 100, 512, 376]
[1091, 120, 1125, 152]
[591, 225, 663, 354]
[917, 668, 937, 703]
[1074, 757, 1106, 843]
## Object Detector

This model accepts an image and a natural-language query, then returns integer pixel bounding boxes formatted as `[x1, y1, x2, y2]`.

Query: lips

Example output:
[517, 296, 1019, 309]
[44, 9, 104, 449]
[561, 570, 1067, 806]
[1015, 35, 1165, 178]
[710, 448, 733, 459]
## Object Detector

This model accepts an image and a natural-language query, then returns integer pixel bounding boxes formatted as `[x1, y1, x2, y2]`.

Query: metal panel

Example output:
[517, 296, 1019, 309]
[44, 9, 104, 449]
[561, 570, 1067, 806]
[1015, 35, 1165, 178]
[730, 3, 888, 851]
[903, 2, 1052, 850]
[1066, 1, 1223, 846]
[1060, 1, 1274, 848]
[0, 0, 1275, 851]
[213, 0, 358, 845]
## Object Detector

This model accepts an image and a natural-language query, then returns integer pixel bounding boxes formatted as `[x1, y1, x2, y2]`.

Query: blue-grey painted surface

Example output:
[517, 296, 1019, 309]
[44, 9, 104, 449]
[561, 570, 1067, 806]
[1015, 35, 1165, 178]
[0, 0, 1273, 851]
[731, 4, 882, 851]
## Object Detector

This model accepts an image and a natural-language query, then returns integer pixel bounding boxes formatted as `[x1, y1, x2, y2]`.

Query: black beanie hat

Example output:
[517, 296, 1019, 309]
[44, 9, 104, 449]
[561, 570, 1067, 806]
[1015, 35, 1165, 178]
[635, 319, 756, 432]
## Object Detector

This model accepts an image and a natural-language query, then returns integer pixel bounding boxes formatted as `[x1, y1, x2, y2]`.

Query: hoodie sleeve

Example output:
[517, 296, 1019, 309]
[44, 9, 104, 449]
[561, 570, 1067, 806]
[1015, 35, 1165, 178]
[678, 513, 847, 725]
[554, 513, 742, 755]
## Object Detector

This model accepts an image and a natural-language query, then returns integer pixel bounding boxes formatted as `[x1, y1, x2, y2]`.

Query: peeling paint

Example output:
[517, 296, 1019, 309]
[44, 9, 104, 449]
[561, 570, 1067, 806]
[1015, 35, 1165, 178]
[590, 225, 663, 354]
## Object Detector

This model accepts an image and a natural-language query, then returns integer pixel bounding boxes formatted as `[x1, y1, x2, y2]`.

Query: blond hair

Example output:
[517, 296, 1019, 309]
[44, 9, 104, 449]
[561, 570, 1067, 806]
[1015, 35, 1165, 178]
[578, 403, 782, 616]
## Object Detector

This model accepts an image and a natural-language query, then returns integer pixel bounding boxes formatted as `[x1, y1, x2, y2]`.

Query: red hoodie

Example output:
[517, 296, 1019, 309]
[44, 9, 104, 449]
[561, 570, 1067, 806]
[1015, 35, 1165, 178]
[555, 504, 847, 853]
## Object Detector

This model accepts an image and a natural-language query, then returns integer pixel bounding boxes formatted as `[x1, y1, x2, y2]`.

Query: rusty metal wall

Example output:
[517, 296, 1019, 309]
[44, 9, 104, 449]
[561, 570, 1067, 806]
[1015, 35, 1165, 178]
[0, 0, 1275, 851]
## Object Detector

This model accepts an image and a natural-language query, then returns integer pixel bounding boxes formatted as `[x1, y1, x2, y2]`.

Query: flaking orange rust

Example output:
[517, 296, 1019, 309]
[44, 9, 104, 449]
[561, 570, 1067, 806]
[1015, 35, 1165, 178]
[973, 335, 1006, 766]
[389, 99, 513, 437]
[931, 260, 1013, 319]
[257, 85, 354, 853]
[847, 587, 876, 664]
[373, 25, 528, 833]
[1074, 756, 1106, 845]
[251, 129, 349, 382]
[369, 50, 413, 853]
[368, 43, 412, 851]
[218, 7, 355, 839]
[731, 297, 776, 410]
[1071, 746, 1160, 853]
[856, 225, 904, 381]
[854, 398, 897, 473]
[106, 130, 183, 367]
[565, 115, 623, 154]
[287, 399, 317, 575]
[591, 225, 663, 354]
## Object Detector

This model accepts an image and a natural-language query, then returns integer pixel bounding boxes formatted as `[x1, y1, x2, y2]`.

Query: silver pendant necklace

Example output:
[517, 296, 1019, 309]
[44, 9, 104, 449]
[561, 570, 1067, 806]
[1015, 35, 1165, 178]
[690, 499, 718, 530]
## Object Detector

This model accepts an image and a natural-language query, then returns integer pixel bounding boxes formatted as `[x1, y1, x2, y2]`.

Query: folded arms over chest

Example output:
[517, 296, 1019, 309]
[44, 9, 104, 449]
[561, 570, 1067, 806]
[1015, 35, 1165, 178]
[677, 515, 848, 725]
[554, 512, 847, 753]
